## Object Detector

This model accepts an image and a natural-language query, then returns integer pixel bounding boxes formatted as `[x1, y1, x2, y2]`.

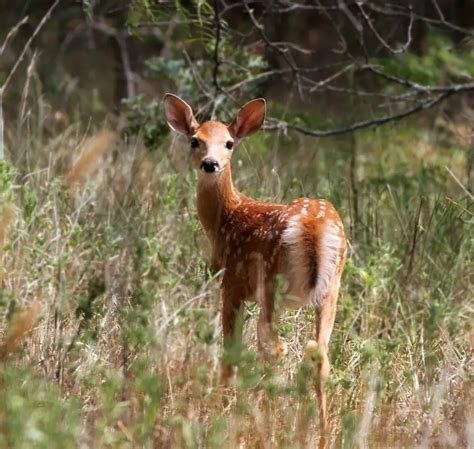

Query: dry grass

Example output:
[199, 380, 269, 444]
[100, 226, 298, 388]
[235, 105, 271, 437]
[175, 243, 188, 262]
[65, 129, 116, 187]
[0, 116, 472, 449]
[0, 204, 13, 286]
[0, 300, 42, 360]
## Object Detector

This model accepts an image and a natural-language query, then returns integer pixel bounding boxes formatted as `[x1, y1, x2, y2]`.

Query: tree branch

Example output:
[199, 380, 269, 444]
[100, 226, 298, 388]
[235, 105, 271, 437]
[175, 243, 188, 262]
[265, 87, 473, 137]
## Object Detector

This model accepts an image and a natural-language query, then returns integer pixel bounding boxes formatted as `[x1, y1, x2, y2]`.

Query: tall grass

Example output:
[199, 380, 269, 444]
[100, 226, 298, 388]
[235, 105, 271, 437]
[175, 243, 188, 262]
[0, 107, 472, 448]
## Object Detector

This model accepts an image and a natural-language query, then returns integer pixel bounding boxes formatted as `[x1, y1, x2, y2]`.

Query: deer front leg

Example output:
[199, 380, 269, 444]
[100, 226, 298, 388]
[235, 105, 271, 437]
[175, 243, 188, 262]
[257, 286, 283, 363]
[221, 281, 245, 384]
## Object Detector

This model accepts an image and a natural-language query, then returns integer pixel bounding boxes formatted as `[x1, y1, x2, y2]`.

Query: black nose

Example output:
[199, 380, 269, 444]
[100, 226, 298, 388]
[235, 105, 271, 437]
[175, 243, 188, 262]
[200, 157, 219, 173]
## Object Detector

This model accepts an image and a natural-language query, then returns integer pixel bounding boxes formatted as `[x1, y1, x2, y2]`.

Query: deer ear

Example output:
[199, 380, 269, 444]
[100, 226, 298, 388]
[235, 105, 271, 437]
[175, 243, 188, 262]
[163, 94, 199, 136]
[229, 98, 266, 139]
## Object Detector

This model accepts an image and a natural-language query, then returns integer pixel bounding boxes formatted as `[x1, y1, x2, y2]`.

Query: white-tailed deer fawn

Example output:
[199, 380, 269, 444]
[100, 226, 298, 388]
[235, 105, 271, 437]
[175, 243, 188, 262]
[164, 94, 347, 445]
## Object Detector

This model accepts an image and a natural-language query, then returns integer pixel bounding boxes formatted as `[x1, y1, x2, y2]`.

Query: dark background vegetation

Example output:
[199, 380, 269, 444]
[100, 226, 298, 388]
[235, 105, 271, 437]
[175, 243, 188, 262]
[1, 1, 474, 138]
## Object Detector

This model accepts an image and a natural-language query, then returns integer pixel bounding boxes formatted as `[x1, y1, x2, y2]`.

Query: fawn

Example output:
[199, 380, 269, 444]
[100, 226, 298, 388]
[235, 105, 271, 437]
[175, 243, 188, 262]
[164, 94, 347, 443]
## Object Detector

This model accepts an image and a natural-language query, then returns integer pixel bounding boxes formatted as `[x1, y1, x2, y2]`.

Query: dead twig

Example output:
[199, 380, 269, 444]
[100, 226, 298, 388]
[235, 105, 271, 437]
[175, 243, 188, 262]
[0, 0, 60, 97]
[0, 0, 59, 160]
[0, 16, 29, 57]
[446, 166, 474, 202]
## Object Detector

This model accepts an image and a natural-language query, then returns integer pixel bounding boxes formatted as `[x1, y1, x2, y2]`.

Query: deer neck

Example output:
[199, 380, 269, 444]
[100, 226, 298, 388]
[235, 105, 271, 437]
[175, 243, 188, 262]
[196, 164, 239, 242]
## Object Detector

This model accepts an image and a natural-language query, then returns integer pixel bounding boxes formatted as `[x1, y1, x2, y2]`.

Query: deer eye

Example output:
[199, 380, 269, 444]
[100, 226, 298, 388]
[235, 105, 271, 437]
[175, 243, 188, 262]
[190, 137, 199, 149]
[226, 140, 234, 150]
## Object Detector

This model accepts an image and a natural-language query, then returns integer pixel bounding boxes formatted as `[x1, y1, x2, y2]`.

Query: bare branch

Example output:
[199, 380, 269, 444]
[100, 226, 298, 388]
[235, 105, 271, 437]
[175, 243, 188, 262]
[308, 64, 355, 93]
[338, 0, 363, 34]
[265, 87, 473, 137]
[431, 0, 446, 23]
[365, 2, 474, 38]
[314, 0, 349, 55]
[366, 65, 474, 92]
[242, 0, 303, 95]
[181, 47, 214, 101]
[358, 3, 414, 54]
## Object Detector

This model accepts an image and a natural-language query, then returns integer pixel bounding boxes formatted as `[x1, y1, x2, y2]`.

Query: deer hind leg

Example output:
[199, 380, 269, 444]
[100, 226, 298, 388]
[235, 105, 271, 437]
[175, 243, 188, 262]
[305, 274, 341, 449]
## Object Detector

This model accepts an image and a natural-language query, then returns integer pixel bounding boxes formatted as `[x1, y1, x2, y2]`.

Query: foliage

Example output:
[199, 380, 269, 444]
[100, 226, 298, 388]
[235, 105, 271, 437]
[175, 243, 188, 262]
[377, 31, 474, 85]
[0, 366, 81, 449]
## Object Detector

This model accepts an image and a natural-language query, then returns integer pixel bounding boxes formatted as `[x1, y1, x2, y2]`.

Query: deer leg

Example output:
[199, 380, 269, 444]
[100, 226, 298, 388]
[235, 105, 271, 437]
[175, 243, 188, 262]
[257, 286, 283, 363]
[221, 283, 245, 384]
[306, 275, 341, 449]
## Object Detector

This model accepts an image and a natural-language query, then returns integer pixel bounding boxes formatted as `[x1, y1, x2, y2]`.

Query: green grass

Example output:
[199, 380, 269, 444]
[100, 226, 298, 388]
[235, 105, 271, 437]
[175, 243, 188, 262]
[0, 113, 472, 448]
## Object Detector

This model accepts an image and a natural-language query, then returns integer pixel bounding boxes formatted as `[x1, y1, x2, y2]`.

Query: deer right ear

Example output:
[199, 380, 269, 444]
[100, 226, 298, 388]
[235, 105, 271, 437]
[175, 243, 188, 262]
[163, 94, 199, 136]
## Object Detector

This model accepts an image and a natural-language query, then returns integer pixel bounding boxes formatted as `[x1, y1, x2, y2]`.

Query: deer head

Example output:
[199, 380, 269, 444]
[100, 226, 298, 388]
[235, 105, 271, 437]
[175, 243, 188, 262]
[163, 94, 266, 177]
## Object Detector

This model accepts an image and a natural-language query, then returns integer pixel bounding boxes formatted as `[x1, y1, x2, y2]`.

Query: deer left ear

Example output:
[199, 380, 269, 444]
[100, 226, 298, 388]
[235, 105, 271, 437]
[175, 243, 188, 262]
[229, 98, 266, 139]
